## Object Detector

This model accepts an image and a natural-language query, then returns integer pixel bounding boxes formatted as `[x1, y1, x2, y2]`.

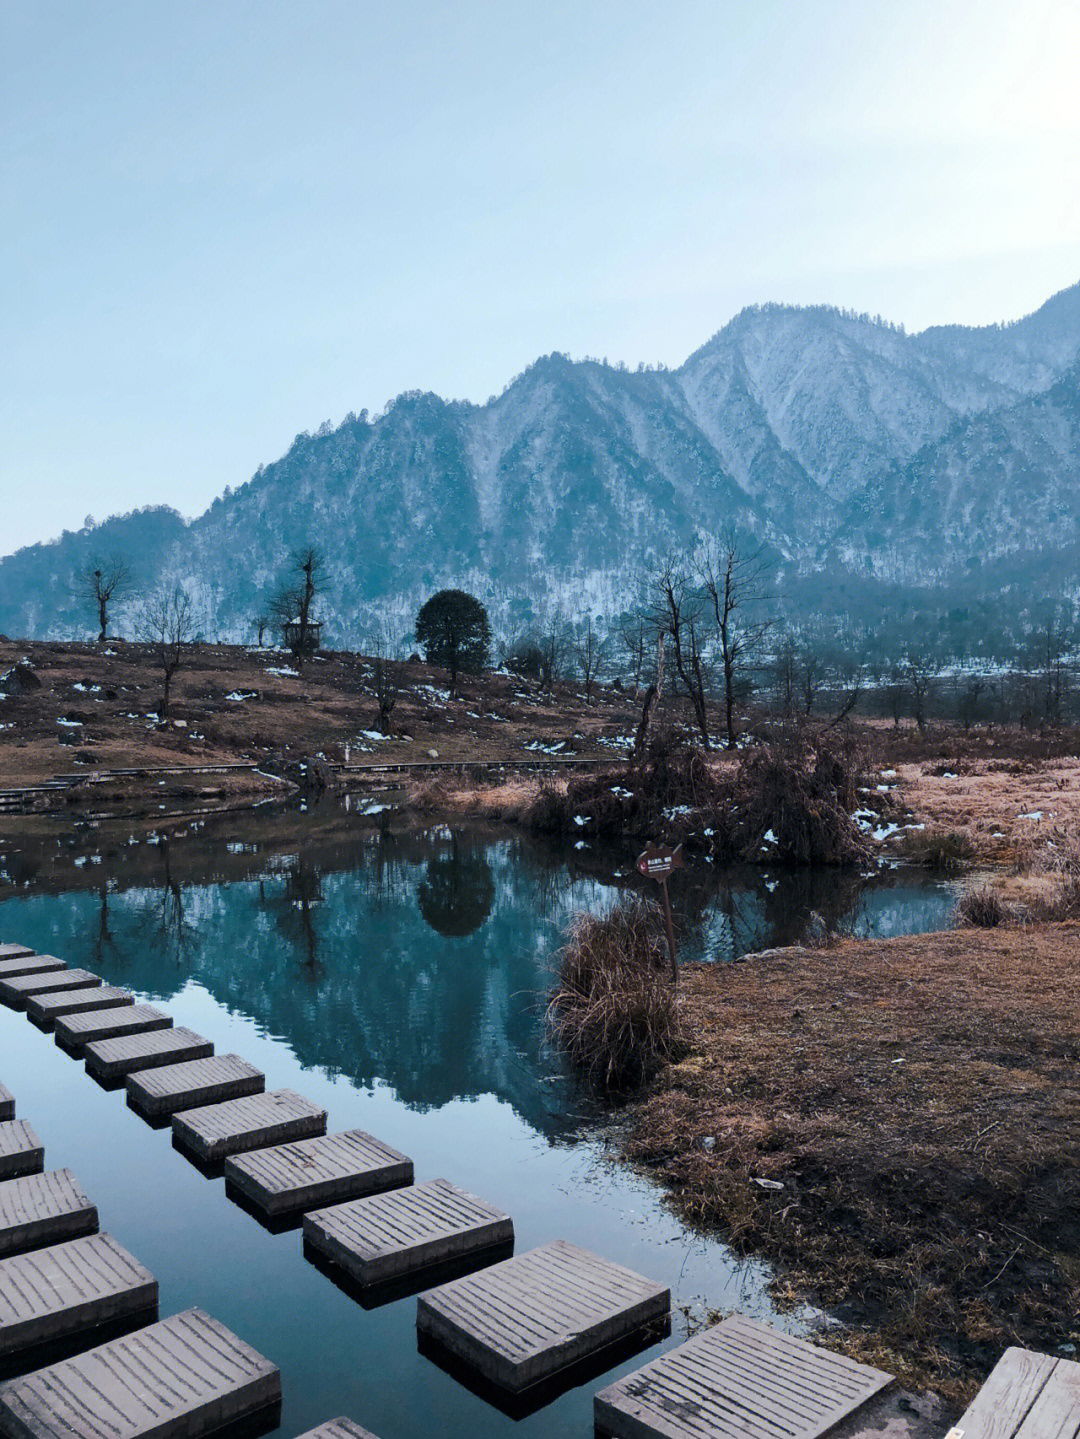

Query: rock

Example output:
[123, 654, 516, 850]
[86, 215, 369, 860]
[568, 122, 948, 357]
[1, 662, 41, 693]
[427, 749, 439, 759]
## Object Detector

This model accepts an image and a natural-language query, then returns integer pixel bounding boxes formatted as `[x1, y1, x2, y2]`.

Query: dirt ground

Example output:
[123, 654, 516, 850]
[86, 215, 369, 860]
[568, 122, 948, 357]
[622, 926, 1080, 1402]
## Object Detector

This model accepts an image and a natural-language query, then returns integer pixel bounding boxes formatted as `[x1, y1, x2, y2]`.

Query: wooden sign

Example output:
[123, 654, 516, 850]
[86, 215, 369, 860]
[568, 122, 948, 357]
[636, 842, 683, 880]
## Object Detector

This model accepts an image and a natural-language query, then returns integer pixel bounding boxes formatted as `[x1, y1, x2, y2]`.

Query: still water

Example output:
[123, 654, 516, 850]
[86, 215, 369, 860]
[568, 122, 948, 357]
[0, 809, 961, 1438]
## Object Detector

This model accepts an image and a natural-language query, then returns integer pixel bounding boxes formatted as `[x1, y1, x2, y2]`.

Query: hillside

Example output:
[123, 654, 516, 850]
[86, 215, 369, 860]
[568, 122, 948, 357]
[2, 282, 1078, 645]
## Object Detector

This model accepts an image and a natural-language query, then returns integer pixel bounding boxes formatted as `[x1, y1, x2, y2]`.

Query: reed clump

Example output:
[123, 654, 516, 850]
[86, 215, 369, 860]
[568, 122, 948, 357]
[548, 899, 686, 1092]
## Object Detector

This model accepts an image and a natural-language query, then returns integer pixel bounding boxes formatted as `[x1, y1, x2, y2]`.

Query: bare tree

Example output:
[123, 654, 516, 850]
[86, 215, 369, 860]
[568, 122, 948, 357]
[254, 612, 269, 647]
[372, 638, 400, 734]
[697, 533, 772, 749]
[904, 651, 935, 733]
[535, 612, 570, 695]
[575, 616, 606, 705]
[78, 556, 132, 642]
[138, 584, 196, 720]
[618, 614, 648, 698]
[632, 630, 666, 764]
[651, 556, 711, 747]
[270, 546, 324, 669]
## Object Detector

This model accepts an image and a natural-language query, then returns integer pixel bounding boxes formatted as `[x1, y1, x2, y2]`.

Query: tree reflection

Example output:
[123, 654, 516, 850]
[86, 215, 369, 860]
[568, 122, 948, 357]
[416, 839, 495, 937]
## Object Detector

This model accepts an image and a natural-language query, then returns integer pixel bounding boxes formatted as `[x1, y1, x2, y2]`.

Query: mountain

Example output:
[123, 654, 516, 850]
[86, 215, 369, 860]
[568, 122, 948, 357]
[2, 282, 1078, 646]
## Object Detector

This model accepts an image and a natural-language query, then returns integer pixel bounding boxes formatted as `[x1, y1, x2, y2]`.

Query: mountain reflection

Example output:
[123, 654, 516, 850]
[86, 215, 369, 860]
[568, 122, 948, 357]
[0, 809, 960, 1137]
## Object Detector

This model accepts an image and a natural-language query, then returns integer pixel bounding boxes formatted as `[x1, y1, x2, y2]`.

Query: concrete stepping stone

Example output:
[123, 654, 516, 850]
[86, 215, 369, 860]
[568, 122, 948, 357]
[0, 1122, 44, 1182]
[594, 1312, 895, 1439]
[226, 1129, 412, 1218]
[295, 1419, 379, 1439]
[0, 969, 100, 1011]
[27, 985, 134, 1028]
[0, 1085, 13, 1122]
[306, 1177, 510, 1286]
[417, 1239, 669, 1393]
[172, 1089, 327, 1164]
[55, 1004, 172, 1054]
[127, 1055, 264, 1119]
[0, 1170, 98, 1258]
[0, 1306, 282, 1439]
[0, 1232, 158, 1357]
[0, 955, 64, 980]
[85, 1026, 214, 1084]
[0, 945, 35, 962]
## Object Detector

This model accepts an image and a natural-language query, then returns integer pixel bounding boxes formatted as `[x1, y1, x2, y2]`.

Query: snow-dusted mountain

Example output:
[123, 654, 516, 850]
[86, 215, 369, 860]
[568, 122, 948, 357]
[2, 282, 1078, 644]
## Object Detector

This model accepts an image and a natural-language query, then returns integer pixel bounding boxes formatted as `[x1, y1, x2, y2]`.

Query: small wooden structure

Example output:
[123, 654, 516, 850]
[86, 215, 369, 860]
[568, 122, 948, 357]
[225, 1129, 411, 1217]
[0, 945, 36, 963]
[952, 1346, 1080, 1439]
[54, 1005, 171, 1054]
[0, 970, 100, 1011]
[305, 1177, 508, 1286]
[417, 1240, 669, 1393]
[0, 955, 63, 980]
[0, 1122, 44, 1182]
[172, 1089, 326, 1164]
[84, 1027, 214, 1084]
[0, 1307, 281, 1439]
[295, 1420, 379, 1439]
[283, 617, 322, 655]
[595, 1313, 893, 1439]
[126, 1055, 263, 1119]
[0, 1232, 157, 1357]
[27, 986, 133, 1028]
[0, 1085, 13, 1122]
[0, 1170, 98, 1258]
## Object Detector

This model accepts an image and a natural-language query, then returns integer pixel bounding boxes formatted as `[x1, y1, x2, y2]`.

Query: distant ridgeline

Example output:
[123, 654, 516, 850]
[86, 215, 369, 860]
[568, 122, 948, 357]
[2, 281, 1079, 652]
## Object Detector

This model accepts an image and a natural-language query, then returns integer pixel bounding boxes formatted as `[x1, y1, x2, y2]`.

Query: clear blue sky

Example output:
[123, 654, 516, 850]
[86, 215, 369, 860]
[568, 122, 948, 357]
[3, 0, 1079, 554]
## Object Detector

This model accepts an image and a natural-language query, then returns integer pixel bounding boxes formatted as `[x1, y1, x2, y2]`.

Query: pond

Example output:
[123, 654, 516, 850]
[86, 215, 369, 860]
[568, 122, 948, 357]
[0, 809, 961, 1439]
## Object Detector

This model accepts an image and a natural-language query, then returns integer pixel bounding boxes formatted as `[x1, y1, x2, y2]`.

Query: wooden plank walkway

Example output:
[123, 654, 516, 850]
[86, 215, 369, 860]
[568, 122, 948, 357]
[55, 1004, 172, 1053]
[0, 1170, 98, 1258]
[0, 1232, 157, 1357]
[305, 1177, 510, 1286]
[0, 1123, 44, 1182]
[0, 1086, 12, 1123]
[417, 1240, 669, 1392]
[295, 1419, 379, 1439]
[27, 985, 133, 1028]
[594, 1313, 895, 1439]
[0, 970, 100, 1011]
[85, 1027, 214, 1083]
[0, 1306, 281, 1439]
[226, 1129, 411, 1217]
[953, 1346, 1080, 1439]
[172, 1090, 327, 1164]
[0, 956, 64, 981]
[127, 1055, 264, 1119]
[0, 946, 35, 962]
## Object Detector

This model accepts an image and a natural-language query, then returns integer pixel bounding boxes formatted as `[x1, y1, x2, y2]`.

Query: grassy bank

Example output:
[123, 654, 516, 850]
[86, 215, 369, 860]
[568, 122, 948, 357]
[621, 926, 1080, 1402]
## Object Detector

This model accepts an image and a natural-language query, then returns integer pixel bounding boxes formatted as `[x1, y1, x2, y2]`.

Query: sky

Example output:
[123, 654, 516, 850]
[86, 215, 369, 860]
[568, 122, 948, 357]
[3, 0, 1079, 555]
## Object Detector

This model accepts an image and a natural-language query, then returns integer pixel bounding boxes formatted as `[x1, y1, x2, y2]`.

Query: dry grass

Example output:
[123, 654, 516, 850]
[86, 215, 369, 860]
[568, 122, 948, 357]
[953, 885, 1012, 927]
[622, 927, 1080, 1401]
[547, 899, 687, 1091]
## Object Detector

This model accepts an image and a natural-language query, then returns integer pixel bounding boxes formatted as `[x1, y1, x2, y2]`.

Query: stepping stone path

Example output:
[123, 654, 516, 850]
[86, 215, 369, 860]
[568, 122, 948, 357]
[0, 1232, 157, 1357]
[0, 1170, 98, 1257]
[55, 1004, 171, 1053]
[0, 1084, 13, 1122]
[0, 1306, 281, 1439]
[85, 1026, 214, 1083]
[0, 955, 64, 980]
[127, 1054, 264, 1119]
[227, 1129, 412, 1217]
[27, 985, 133, 1028]
[594, 1313, 895, 1439]
[0, 945, 35, 961]
[417, 1240, 669, 1392]
[0, 970, 100, 1011]
[173, 1089, 327, 1163]
[295, 1419, 380, 1439]
[0, 1121, 44, 1182]
[306, 1177, 511, 1286]
[954, 1346, 1080, 1439]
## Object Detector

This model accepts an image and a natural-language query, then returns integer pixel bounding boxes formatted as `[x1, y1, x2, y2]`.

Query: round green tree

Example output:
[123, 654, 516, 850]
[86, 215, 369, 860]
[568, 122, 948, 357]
[415, 589, 491, 696]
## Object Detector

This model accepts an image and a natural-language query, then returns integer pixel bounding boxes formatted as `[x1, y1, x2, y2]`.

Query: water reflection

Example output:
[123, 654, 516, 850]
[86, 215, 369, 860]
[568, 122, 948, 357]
[0, 811, 960, 1139]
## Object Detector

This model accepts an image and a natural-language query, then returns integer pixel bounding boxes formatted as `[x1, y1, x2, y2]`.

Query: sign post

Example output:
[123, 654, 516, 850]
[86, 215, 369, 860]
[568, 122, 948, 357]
[636, 841, 683, 984]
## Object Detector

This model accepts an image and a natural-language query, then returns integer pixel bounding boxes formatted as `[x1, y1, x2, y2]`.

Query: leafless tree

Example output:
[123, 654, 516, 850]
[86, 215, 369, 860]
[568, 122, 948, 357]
[138, 584, 196, 720]
[270, 546, 324, 668]
[372, 637, 400, 734]
[904, 651, 935, 733]
[632, 630, 666, 764]
[575, 616, 606, 705]
[254, 612, 269, 647]
[535, 612, 570, 695]
[618, 614, 648, 698]
[650, 556, 711, 747]
[78, 556, 132, 642]
[697, 533, 772, 749]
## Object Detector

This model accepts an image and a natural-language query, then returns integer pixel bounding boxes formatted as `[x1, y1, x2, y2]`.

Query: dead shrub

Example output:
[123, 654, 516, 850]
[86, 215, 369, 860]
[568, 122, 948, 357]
[548, 899, 686, 1091]
[901, 829, 974, 872]
[954, 885, 1011, 928]
[1021, 830, 1080, 920]
[731, 738, 871, 866]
